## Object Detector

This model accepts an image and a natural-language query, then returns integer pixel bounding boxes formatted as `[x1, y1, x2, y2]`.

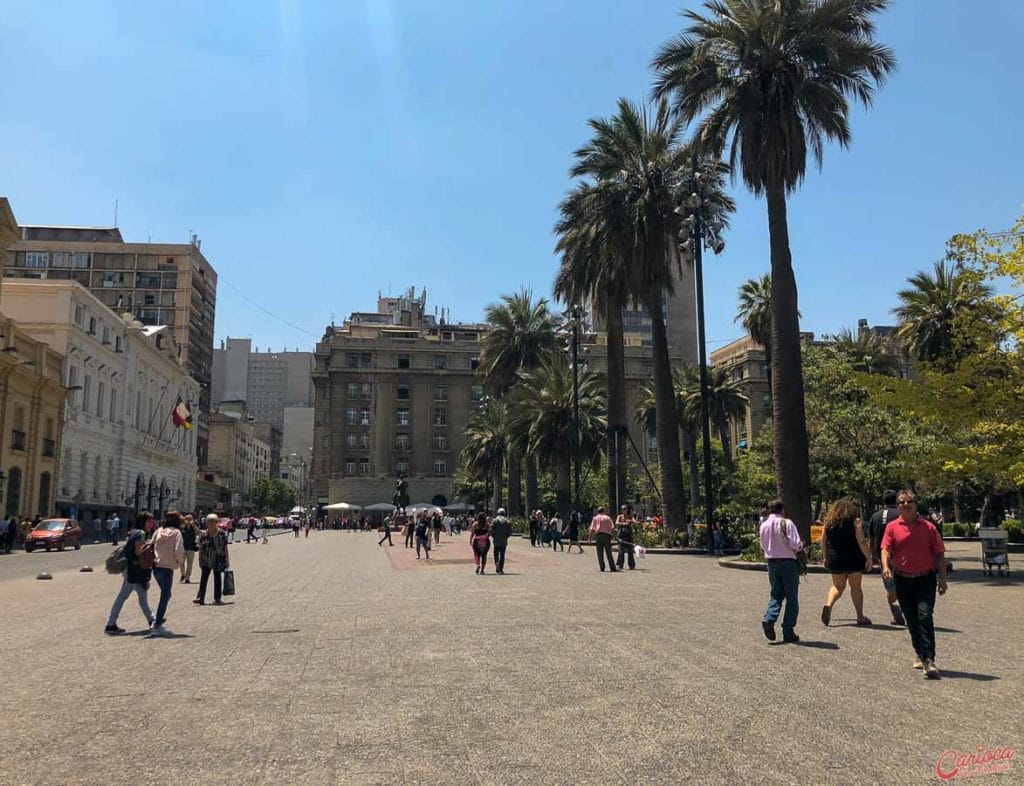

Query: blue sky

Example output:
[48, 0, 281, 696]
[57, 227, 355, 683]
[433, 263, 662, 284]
[3, 1, 1022, 352]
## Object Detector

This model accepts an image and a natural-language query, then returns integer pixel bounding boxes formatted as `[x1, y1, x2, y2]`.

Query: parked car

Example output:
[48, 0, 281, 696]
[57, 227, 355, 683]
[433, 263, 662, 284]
[25, 519, 82, 552]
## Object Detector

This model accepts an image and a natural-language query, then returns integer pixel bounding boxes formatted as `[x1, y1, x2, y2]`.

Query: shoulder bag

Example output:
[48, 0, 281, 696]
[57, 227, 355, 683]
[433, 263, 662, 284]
[778, 518, 808, 576]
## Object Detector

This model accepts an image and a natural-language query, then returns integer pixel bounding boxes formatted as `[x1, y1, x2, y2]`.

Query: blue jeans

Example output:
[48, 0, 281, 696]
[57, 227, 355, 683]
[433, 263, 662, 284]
[764, 559, 800, 635]
[107, 576, 154, 627]
[152, 567, 174, 626]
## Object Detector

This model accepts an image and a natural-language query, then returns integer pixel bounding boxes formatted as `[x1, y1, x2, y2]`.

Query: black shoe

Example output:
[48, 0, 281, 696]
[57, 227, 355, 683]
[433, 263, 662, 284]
[104, 625, 125, 635]
[783, 633, 800, 644]
[213, 599, 224, 605]
[762, 621, 776, 641]
[193, 599, 204, 605]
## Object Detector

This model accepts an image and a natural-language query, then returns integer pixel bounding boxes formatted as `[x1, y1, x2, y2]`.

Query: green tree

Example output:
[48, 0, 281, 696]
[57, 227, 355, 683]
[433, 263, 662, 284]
[830, 327, 902, 375]
[250, 478, 297, 515]
[479, 290, 560, 515]
[735, 274, 773, 379]
[677, 365, 749, 475]
[461, 400, 510, 512]
[511, 353, 606, 515]
[653, 0, 897, 540]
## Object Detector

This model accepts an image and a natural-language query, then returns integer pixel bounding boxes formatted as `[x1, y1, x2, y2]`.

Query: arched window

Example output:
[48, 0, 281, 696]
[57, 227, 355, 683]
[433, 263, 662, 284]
[37, 472, 52, 517]
[93, 455, 102, 499]
[6, 467, 22, 517]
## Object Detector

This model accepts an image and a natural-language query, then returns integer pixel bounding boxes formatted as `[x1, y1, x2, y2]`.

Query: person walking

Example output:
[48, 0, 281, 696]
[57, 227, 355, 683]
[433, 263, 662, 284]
[548, 513, 564, 552]
[246, 516, 257, 544]
[565, 512, 583, 554]
[615, 505, 636, 570]
[528, 511, 540, 548]
[760, 499, 803, 643]
[868, 490, 906, 626]
[304, 519, 310, 538]
[227, 517, 236, 544]
[378, 518, 393, 547]
[402, 513, 414, 549]
[490, 508, 511, 574]
[194, 514, 229, 605]
[105, 512, 157, 634]
[106, 514, 119, 546]
[150, 511, 185, 636]
[292, 518, 301, 538]
[0, 516, 9, 555]
[179, 515, 200, 584]
[881, 491, 947, 678]
[820, 499, 873, 626]
[414, 514, 431, 559]
[589, 507, 617, 573]
[432, 512, 443, 545]
[712, 521, 726, 557]
[470, 513, 491, 574]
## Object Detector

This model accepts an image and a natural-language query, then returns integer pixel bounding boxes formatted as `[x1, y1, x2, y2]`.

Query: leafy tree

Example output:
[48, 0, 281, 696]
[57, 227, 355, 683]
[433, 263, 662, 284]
[677, 365, 749, 474]
[653, 0, 897, 540]
[462, 400, 510, 512]
[830, 327, 902, 375]
[250, 478, 297, 515]
[735, 274, 773, 379]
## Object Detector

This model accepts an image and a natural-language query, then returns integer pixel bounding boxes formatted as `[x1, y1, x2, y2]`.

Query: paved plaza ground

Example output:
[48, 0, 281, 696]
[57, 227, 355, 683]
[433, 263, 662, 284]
[1, 530, 1021, 785]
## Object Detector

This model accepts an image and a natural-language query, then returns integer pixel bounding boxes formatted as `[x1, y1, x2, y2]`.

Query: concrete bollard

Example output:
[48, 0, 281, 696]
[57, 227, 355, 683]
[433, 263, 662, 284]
[36, 572, 53, 580]
[79, 566, 94, 572]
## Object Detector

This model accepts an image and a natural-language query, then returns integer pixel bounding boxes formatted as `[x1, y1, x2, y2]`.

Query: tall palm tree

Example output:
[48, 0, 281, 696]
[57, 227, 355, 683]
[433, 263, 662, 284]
[832, 327, 902, 375]
[653, 0, 897, 539]
[512, 354, 606, 515]
[479, 290, 561, 514]
[736, 274, 773, 378]
[554, 179, 632, 513]
[677, 366, 749, 474]
[893, 261, 994, 365]
[461, 400, 510, 513]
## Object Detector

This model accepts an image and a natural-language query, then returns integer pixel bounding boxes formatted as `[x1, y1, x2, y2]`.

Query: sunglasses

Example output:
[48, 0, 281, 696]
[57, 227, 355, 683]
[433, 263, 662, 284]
[897, 500, 916, 506]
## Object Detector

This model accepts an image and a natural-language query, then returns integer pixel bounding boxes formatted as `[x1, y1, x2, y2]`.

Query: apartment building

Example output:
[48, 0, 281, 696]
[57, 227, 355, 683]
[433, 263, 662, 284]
[709, 336, 773, 455]
[4, 226, 217, 466]
[207, 409, 272, 508]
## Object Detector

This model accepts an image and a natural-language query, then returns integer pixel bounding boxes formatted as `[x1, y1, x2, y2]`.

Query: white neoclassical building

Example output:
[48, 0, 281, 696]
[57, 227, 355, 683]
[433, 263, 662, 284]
[1, 281, 198, 530]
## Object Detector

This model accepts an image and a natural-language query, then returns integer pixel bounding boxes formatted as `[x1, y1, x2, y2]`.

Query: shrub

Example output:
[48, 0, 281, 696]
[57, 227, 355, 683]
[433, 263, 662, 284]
[1006, 521, 1022, 543]
[740, 538, 765, 563]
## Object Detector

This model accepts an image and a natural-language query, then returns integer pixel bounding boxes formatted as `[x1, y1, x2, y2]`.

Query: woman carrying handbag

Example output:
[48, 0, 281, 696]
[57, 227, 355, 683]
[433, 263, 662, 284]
[194, 514, 230, 605]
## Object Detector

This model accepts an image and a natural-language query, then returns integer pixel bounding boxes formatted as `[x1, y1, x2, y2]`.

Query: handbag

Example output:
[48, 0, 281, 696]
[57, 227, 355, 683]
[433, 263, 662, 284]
[223, 569, 235, 596]
[778, 518, 808, 576]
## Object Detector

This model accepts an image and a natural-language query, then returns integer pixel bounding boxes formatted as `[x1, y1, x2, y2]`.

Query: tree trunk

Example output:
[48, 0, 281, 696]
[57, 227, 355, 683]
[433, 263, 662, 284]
[716, 415, 735, 475]
[525, 458, 539, 516]
[605, 299, 628, 512]
[814, 495, 824, 522]
[507, 455, 522, 517]
[978, 493, 992, 529]
[491, 464, 503, 513]
[766, 182, 813, 543]
[646, 292, 686, 532]
[684, 427, 700, 535]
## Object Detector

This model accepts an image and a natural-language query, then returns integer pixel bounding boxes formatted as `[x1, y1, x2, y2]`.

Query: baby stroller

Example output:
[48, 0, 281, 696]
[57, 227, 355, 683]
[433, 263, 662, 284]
[979, 528, 1010, 576]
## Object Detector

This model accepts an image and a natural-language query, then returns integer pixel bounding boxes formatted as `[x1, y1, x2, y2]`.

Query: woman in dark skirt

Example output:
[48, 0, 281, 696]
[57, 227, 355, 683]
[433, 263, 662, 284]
[821, 498, 874, 626]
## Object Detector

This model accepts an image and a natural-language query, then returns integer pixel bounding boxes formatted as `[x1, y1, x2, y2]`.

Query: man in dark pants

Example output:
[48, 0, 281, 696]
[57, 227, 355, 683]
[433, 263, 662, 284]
[882, 490, 947, 679]
[615, 505, 636, 570]
[490, 508, 511, 575]
[378, 520, 393, 546]
[760, 499, 802, 643]
[402, 514, 414, 548]
[588, 506, 617, 572]
[868, 490, 905, 626]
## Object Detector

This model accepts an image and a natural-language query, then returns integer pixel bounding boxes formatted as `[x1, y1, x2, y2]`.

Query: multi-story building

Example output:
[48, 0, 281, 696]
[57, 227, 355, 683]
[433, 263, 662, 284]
[207, 408, 271, 509]
[709, 336, 773, 455]
[0, 199, 68, 519]
[253, 422, 283, 479]
[1, 280, 199, 527]
[211, 338, 313, 476]
[312, 288, 486, 507]
[4, 226, 217, 466]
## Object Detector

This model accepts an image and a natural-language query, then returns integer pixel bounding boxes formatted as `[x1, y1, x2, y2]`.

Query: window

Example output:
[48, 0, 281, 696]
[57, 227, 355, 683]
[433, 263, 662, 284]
[470, 357, 480, 371]
[71, 252, 90, 268]
[74, 304, 85, 326]
[395, 434, 411, 451]
[87, 316, 97, 335]
[115, 336, 123, 353]
[345, 459, 356, 475]
[346, 433, 358, 448]
[346, 408, 358, 425]
[395, 459, 410, 475]
[360, 408, 371, 425]
[346, 353, 360, 369]
[470, 385, 484, 402]
[433, 385, 447, 401]
[358, 459, 369, 476]
[346, 383, 359, 398]
[433, 355, 448, 370]
[96, 382, 106, 418]
[37, 471, 51, 517]
[102, 326, 111, 345]
[83, 375, 93, 413]
[24, 251, 49, 268]
[396, 385, 410, 401]
[396, 407, 410, 426]
[11, 405, 26, 451]
[433, 407, 447, 427]
[397, 354, 410, 369]
[432, 433, 447, 451]
[109, 389, 117, 422]
[432, 458, 447, 475]
[42, 417, 56, 457]
[67, 366, 79, 407]
[360, 383, 371, 399]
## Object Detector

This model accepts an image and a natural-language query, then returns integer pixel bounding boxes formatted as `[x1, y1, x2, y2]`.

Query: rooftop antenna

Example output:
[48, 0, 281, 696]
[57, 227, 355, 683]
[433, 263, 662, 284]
[113, 198, 119, 226]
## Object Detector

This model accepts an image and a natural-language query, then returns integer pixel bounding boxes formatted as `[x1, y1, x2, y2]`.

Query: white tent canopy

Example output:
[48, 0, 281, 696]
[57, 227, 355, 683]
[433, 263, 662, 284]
[364, 502, 397, 512]
[444, 502, 474, 511]
[406, 502, 436, 510]
[325, 502, 361, 511]
[290, 506, 306, 514]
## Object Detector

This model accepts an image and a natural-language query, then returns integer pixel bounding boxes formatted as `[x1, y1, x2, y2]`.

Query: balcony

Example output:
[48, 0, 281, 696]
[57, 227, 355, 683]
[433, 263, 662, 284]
[42, 438, 56, 457]
[11, 429, 26, 451]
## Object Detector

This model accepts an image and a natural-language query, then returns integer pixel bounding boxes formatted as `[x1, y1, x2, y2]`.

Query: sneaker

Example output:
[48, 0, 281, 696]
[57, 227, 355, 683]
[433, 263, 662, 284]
[104, 624, 125, 635]
[890, 606, 906, 626]
[912, 659, 924, 669]
[762, 621, 777, 641]
[924, 661, 940, 679]
[147, 625, 168, 638]
[782, 633, 800, 644]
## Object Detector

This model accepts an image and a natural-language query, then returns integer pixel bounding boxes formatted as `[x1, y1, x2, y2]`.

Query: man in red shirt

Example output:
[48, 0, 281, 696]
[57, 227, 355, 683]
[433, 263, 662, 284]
[881, 490, 948, 679]
[589, 506, 617, 573]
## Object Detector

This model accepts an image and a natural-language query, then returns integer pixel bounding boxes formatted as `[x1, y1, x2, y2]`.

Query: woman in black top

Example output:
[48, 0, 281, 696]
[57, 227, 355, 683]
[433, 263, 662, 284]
[821, 498, 873, 626]
[471, 513, 490, 575]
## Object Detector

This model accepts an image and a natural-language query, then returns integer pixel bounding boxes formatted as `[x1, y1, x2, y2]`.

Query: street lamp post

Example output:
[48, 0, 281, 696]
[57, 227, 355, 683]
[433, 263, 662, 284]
[571, 306, 581, 519]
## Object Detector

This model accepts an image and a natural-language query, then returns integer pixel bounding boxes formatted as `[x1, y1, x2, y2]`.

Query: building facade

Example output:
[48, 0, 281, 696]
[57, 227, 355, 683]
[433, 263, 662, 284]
[709, 335, 773, 456]
[207, 409, 271, 509]
[4, 227, 217, 466]
[0, 279, 199, 524]
[312, 289, 486, 507]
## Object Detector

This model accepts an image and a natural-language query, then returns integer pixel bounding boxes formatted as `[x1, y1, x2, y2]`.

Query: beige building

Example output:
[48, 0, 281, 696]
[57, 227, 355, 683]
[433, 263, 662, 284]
[0, 199, 67, 519]
[207, 409, 271, 511]
[709, 335, 772, 455]
[312, 288, 486, 507]
[4, 226, 217, 466]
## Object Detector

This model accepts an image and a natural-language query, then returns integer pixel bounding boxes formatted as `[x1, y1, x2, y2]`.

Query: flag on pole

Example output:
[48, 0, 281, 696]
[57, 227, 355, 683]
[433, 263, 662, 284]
[172, 398, 192, 429]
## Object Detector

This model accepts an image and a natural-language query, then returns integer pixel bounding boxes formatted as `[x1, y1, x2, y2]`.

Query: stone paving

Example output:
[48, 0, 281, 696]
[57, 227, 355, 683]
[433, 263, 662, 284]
[1, 531, 1021, 785]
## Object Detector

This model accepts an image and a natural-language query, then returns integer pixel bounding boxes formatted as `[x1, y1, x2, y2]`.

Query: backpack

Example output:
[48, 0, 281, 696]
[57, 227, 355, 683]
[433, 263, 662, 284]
[138, 540, 156, 570]
[105, 544, 127, 575]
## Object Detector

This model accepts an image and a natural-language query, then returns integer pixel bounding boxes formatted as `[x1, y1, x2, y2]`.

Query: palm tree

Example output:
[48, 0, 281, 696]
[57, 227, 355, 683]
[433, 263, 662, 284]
[554, 179, 632, 513]
[653, 0, 897, 539]
[735, 274, 773, 376]
[893, 261, 994, 365]
[677, 366, 749, 474]
[832, 327, 902, 375]
[512, 354, 606, 515]
[479, 290, 561, 514]
[461, 400, 510, 512]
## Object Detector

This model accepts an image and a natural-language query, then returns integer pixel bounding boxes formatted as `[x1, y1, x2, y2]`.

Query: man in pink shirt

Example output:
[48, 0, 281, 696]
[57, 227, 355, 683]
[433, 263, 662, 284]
[881, 490, 947, 678]
[589, 506, 617, 572]
[759, 499, 803, 643]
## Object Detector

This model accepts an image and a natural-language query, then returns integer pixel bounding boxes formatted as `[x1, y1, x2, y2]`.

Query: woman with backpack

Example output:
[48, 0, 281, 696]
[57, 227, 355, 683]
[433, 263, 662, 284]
[194, 513, 230, 605]
[150, 511, 185, 636]
[105, 512, 157, 635]
[471, 513, 491, 575]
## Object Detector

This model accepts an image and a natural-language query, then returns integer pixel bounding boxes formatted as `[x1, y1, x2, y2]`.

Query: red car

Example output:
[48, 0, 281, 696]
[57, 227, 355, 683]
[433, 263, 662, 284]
[24, 518, 82, 552]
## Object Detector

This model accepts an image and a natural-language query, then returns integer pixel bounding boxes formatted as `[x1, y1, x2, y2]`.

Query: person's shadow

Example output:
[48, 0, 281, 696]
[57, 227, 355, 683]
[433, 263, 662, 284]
[768, 640, 839, 649]
[935, 670, 999, 682]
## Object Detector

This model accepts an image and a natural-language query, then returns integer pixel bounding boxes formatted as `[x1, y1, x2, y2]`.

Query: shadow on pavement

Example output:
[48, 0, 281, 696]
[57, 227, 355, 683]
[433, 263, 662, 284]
[792, 640, 839, 650]
[936, 670, 999, 682]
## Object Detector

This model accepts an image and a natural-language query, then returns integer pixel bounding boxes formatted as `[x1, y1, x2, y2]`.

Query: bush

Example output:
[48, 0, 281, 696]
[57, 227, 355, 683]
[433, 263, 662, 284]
[740, 537, 765, 563]
[1006, 521, 1022, 543]
[509, 516, 528, 535]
